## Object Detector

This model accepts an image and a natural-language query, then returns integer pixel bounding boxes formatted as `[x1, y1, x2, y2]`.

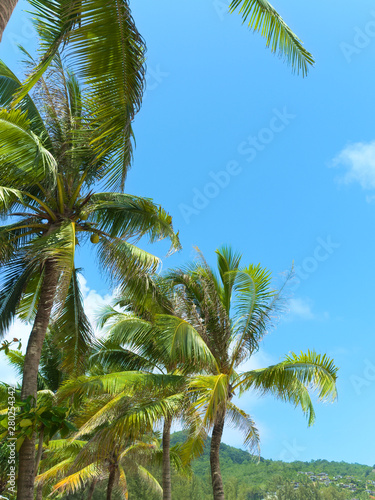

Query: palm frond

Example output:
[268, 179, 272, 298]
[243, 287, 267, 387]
[0, 59, 51, 140]
[226, 401, 260, 454]
[51, 268, 93, 376]
[51, 462, 101, 495]
[0, 108, 56, 184]
[88, 192, 180, 252]
[136, 464, 163, 497]
[229, 0, 314, 76]
[236, 350, 338, 425]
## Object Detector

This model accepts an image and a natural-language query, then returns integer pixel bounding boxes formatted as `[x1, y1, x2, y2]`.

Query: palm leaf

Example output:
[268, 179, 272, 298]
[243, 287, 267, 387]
[229, 0, 314, 76]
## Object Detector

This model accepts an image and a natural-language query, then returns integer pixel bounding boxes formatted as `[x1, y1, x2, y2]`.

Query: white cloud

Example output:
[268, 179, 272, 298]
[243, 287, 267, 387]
[0, 318, 31, 385]
[332, 140, 375, 190]
[77, 274, 116, 334]
[286, 297, 315, 321]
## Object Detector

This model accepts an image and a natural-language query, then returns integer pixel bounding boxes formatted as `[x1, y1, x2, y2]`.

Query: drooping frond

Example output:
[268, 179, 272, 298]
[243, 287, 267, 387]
[18, 0, 146, 188]
[0, 256, 38, 335]
[235, 350, 338, 425]
[226, 402, 260, 454]
[57, 371, 185, 403]
[0, 108, 56, 186]
[51, 268, 93, 376]
[136, 464, 163, 497]
[88, 192, 180, 251]
[229, 0, 314, 76]
[51, 462, 102, 495]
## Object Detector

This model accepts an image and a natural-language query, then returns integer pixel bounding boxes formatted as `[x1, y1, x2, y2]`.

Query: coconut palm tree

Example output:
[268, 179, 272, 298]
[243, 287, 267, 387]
[0, 55, 180, 499]
[52, 369, 188, 499]
[165, 246, 338, 500]
[94, 274, 214, 500]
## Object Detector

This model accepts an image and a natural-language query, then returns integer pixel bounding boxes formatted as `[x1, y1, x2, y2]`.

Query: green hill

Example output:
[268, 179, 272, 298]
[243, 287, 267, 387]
[63, 432, 375, 499]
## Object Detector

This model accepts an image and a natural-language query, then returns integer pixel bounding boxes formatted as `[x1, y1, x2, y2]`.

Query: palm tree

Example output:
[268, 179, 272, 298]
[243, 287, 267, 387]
[165, 247, 338, 500]
[94, 274, 214, 500]
[0, 56, 180, 500]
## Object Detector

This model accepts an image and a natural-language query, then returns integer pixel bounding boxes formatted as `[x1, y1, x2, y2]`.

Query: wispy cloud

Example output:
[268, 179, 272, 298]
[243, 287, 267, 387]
[286, 297, 315, 321]
[332, 140, 375, 190]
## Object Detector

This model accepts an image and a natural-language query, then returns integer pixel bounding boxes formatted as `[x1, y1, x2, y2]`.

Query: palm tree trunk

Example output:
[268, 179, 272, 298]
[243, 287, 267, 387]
[35, 483, 43, 500]
[34, 428, 44, 500]
[162, 416, 172, 500]
[210, 409, 226, 500]
[35, 427, 44, 475]
[87, 479, 98, 500]
[106, 463, 117, 500]
[16, 260, 60, 500]
[0, 0, 18, 41]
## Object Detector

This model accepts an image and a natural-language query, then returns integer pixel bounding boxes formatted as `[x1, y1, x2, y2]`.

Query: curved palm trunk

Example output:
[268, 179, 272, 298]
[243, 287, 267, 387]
[106, 463, 117, 500]
[0, 0, 18, 41]
[87, 479, 98, 500]
[210, 409, 226, 500]
[17, 261, 60, 500]
[35, 427, 44, 475]
[162, 416, 172, 500]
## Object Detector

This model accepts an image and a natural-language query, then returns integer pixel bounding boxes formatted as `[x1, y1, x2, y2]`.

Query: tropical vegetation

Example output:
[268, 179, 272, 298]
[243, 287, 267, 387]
[0, 1, 346, 500]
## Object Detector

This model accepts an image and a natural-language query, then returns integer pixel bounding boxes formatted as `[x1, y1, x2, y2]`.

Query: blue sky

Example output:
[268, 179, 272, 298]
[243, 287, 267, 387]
[1, 0, 375, 466]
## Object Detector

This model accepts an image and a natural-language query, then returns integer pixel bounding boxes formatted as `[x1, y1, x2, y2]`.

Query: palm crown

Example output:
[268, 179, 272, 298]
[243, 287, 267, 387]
[164, 247, 338, 500]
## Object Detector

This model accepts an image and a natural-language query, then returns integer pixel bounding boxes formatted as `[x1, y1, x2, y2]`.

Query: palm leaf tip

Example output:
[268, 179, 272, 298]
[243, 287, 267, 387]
[229, 0, 315, 76]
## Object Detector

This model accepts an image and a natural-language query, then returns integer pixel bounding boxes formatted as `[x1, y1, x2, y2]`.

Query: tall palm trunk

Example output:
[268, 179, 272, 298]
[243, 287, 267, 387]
[0, 0, 18, 41]
[17, 260, 60, 500]
[210, 409, 226, 500]
[162, 416, 172, 500]
[35, 482, 43, 500]
[34, 428, 44, 500]
[106, 462, 117, 500]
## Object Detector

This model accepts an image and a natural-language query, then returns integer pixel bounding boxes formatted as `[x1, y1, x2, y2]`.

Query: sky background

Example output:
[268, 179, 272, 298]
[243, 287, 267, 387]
[1, 0, 375, 466]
